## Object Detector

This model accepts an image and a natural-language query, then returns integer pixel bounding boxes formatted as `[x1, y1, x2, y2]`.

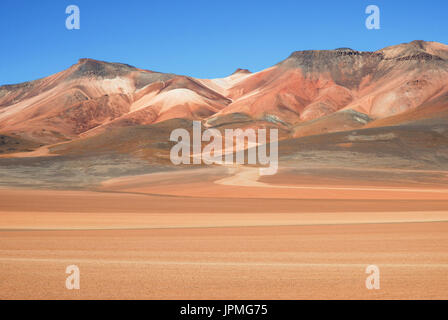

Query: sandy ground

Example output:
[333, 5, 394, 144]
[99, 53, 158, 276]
[0, 145, 55, 159]
[1, 167, 448, 299]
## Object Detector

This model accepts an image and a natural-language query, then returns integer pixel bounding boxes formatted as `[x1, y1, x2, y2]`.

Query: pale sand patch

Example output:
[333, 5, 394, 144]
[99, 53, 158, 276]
[216, 167, 448, 193]
[0, 145, 54, 158]
[2, 210, 448, 230]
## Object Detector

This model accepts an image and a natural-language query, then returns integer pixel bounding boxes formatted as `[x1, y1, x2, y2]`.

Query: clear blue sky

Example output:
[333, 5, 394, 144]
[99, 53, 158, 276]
[1, 0, 447, 85]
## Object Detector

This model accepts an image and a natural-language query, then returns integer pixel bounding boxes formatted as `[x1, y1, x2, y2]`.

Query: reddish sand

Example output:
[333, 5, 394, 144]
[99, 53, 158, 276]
[1, 167, 448, 299]
[2, 223, 447, 300]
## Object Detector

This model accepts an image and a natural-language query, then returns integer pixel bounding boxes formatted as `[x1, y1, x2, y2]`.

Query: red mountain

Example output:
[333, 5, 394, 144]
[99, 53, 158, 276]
[0, 40, 447, 147]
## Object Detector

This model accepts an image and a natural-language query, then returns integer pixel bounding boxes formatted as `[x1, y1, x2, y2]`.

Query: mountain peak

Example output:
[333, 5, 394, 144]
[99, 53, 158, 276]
[231, 68, 251, 75]
[77, 58, 100, 64]
[69, 58, 137, 80]
[334, 47, 356, 52]
[377, 40, 448, 60]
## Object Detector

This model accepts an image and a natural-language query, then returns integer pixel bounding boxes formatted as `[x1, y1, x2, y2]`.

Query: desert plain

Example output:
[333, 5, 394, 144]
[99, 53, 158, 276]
[1, 165, 448, 299]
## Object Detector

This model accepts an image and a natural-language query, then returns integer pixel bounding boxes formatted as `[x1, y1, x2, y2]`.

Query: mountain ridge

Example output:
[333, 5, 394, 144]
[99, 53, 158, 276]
[0, 40, 446, 148]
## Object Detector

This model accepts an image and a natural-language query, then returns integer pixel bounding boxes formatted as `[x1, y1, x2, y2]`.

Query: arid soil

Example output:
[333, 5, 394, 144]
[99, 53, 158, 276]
[1, 167, 448, 299]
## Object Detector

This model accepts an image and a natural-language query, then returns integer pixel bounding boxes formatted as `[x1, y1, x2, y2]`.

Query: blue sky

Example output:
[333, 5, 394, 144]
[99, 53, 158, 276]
[0, 0, 447, 85]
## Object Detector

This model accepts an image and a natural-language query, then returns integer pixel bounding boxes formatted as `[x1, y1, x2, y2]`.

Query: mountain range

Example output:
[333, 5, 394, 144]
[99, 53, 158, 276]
[0, 40, 447, 169]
